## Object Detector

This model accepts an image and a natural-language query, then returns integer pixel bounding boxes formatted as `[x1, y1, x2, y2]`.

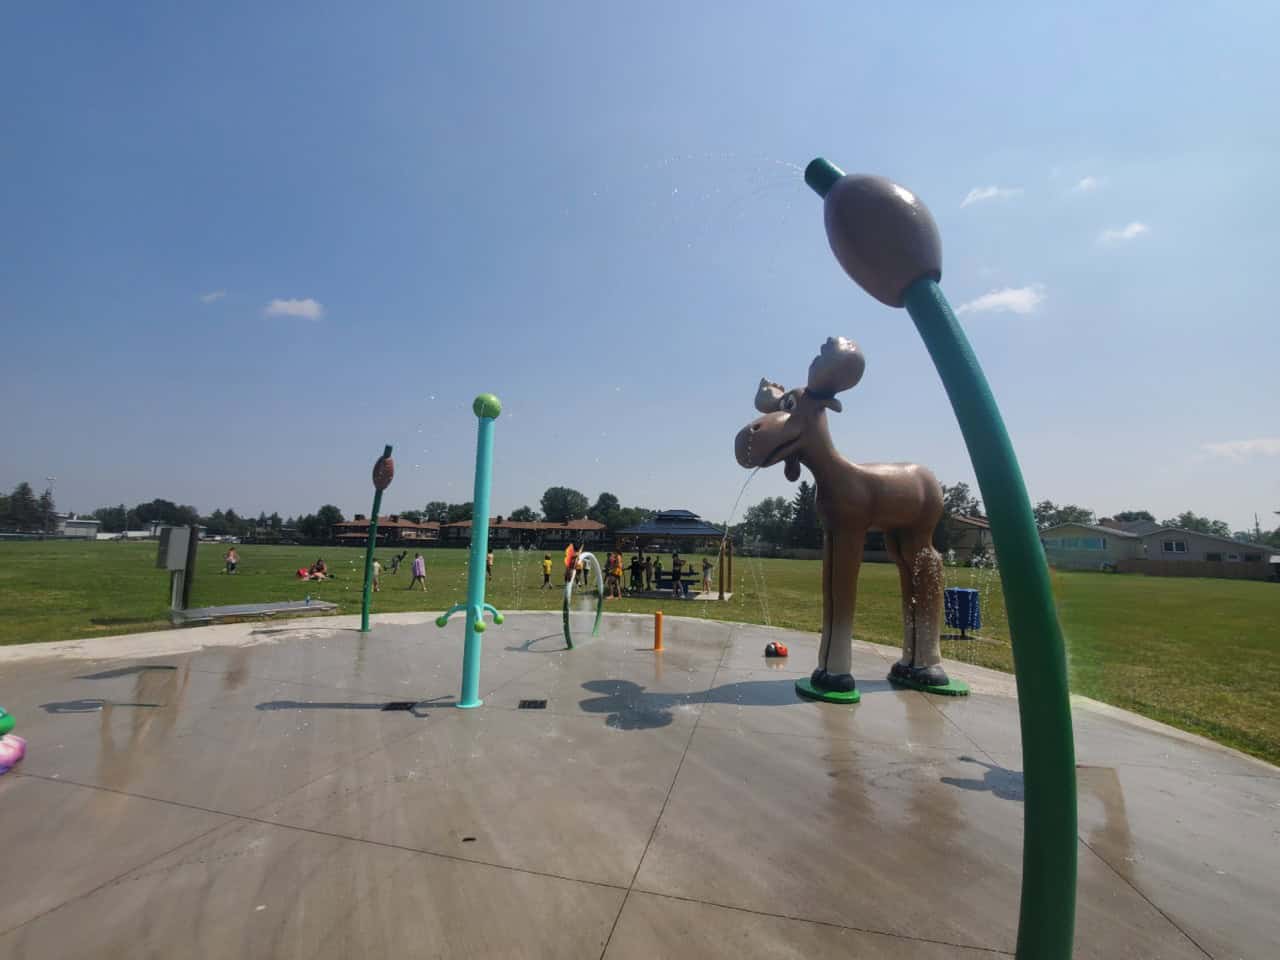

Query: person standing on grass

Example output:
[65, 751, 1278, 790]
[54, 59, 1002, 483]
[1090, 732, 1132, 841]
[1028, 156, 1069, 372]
[701, 556, 713, 594]
[224, 547, 239, 575]
[408, 553, 427, 590]
[372, 558, 383, 593]
[486, 550, 494, 579]
[644, 555, 653, 592]
[541, 553, 553, 589]
[670, 552, 684, 598]
[610, 553, 624, 599]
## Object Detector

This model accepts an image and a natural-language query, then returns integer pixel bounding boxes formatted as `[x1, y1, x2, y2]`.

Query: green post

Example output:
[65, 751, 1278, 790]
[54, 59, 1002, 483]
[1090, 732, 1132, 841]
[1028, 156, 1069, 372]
[807, 159, 1077, 960]
[360, 445, 394, 634]
[437, 394, 504, 708]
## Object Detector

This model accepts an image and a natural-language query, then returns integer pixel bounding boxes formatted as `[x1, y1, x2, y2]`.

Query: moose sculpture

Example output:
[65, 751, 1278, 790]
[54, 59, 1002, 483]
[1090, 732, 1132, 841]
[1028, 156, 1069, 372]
[735, 336, 957, 701]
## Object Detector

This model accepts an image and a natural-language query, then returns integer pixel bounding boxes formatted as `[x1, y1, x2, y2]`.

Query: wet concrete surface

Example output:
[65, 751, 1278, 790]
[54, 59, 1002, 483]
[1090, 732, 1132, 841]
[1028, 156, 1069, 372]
[0, 612, 1275, 958]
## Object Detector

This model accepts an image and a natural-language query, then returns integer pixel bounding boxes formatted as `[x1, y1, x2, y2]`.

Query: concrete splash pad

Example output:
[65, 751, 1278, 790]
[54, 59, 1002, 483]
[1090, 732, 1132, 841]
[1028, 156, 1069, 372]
[0, 613, 1275, 958]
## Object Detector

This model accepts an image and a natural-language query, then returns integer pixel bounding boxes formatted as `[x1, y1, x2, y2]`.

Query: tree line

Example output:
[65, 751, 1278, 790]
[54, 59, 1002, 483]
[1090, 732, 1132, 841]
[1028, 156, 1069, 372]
[730, 479, 1280, 551]
[0, 480, 655, 543]
[7, 474, 1277, 549]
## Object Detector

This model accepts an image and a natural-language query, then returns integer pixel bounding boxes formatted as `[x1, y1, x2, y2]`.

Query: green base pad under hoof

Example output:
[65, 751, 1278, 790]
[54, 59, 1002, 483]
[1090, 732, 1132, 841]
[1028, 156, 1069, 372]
[0, 713, 13, 736]
[888, 673, 970, 696]
[795, 678, 861, 704]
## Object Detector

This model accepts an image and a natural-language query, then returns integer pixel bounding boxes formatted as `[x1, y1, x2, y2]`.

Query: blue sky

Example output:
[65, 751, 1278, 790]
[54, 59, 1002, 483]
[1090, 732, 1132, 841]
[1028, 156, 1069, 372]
[3, 1, 1277, 530]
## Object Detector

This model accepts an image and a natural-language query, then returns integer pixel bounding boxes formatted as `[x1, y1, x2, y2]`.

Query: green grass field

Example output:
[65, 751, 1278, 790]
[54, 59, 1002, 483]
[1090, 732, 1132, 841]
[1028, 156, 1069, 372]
[2, 540, 1278, 764]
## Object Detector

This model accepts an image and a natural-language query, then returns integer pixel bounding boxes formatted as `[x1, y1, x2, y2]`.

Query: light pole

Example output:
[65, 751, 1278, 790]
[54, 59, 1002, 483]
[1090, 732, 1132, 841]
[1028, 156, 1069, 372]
[45, 476, 56, 536]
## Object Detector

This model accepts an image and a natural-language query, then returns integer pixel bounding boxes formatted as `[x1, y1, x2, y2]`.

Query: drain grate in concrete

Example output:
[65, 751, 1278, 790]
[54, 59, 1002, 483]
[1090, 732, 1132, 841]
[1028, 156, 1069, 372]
[382, 701, 419, 712]
[518, 699, 548, 710]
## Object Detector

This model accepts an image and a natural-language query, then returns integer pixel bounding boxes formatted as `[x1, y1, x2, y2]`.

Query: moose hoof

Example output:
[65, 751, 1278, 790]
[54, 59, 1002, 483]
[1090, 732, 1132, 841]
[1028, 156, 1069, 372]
[811, 670, 856, 693]
[889, 661, 912, 682]
[910, 664, 950, 687]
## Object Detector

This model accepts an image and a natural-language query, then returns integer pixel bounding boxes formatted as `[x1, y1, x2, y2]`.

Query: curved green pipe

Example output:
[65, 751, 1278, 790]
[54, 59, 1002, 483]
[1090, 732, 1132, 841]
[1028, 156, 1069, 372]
[360, 445, 393, 634]
[904, 278, 1076, 959]
[561, 551, 605, 649]
[806, 160, 1077, 959]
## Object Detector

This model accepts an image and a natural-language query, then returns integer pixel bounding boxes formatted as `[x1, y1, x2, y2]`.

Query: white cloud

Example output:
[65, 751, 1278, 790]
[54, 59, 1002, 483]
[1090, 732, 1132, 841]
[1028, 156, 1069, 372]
[1202, 437, 1280, 461]
[199, 290, 226, 303]
[264, 297, 325, 320]
[960, 185, 1023, 208]
[955, 284, 1046, 317]
[1098, 222, 1149, 245]
[1072, 175, 1104, 193]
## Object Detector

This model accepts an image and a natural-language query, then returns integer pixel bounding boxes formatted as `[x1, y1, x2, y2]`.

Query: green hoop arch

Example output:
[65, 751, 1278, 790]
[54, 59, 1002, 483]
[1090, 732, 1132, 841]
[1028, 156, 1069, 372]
[561, 552, 605, 650]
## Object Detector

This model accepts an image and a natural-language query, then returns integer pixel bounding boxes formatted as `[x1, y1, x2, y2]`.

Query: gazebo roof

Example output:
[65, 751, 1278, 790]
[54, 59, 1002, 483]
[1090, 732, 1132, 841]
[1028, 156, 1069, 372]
[617, 509, 726, 539]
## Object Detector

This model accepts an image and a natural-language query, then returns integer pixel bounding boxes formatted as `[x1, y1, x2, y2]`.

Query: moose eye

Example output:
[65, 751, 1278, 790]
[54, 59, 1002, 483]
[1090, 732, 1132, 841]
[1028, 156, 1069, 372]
[780, 394, 798, 412]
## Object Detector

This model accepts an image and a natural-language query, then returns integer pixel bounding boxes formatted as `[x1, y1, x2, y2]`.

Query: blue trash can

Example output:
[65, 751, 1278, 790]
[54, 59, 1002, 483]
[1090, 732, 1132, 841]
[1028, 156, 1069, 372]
[944, 587, 981, 637]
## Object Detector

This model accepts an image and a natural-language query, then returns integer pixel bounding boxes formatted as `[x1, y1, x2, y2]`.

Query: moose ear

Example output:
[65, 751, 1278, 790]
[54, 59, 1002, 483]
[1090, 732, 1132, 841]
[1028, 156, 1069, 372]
[754, 378, 786, 413]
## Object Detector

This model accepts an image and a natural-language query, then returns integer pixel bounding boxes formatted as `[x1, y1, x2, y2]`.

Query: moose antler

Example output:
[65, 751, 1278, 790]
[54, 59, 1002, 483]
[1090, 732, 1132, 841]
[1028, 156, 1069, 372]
[754, 378, 787, 413]
[806, 337, 865, 402]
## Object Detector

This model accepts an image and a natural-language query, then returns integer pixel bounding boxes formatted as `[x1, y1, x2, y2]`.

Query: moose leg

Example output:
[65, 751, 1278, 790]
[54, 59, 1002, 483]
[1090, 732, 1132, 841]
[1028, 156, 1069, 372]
[817, 524, 864, 691]
[904, 534, 948, 686]
[885, 530, 917, 682]
[815, 529, 834, 676]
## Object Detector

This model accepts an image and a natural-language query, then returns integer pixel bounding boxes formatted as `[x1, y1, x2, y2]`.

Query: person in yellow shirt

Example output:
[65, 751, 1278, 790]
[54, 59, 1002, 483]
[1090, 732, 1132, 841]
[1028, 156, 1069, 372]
[610, 553, 624, 599]
[541, 554, 553, 589]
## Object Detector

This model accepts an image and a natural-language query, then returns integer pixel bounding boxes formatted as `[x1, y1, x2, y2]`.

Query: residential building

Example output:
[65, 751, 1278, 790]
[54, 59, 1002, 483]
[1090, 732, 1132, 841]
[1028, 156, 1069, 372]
[54, 515, 101, 539]
[1138, 527, 1276, 564]
[939, 514, 992, 564]
[441, 517, 606, 548]
[1042, 521, 1277, 577]
[1040, 522, 1144, 571]
[331, 515, 440, 547]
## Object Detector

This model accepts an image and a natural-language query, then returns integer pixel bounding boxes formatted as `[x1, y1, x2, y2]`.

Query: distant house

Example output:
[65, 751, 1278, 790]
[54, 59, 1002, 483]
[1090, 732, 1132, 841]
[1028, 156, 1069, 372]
[1137, 527, 1276, 564]
[1096, 518, 1161, 536]
[331, 515, 440, 547]
[940, 514, 992, 564]
[1040, 522, 1144, 571]
[1042, 521, 1277, 577]
[54, 515, 101, 539]
[441, 517, 606, 548]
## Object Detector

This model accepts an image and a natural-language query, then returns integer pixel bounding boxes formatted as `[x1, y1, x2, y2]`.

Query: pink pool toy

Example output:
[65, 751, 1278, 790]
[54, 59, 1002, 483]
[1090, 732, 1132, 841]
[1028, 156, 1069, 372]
[0, 734, 26, 774]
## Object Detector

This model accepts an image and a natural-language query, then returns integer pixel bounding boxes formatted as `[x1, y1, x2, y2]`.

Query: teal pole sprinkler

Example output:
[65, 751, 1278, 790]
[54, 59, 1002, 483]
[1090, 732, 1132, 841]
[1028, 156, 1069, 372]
[360, 445, 394, 634]
[805, 158, 1077, 959]
[436, 394, 504, 708]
